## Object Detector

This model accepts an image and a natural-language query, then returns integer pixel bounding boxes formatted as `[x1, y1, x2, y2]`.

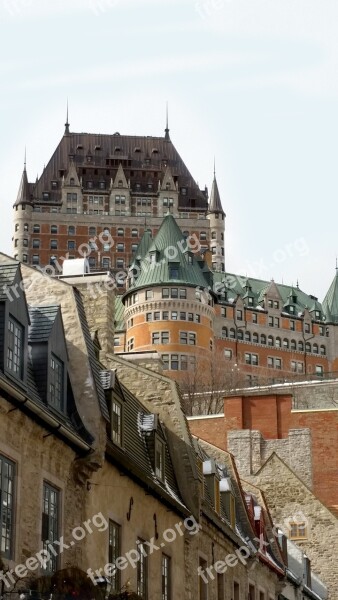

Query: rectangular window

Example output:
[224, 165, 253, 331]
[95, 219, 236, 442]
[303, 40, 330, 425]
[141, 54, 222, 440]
[171, 311, 178, 320]
[199, 558, 208, 600]
[32, 254, 39, 265]
[290, 320, 295, 331]
[189, 332, 196, 345]
[109, 521, 121, 593]
[42, 482, 60, 572]
[162, 554, 171, 600]
[145, 290, 153, 300]
[67, 240, 76, 250]
[234, 582, 240, 600]
[32, 239, 40, 248]
[50, 354, 64, 410]
[171, 288, 178, 298]
[155, 437, 165, 481]
[179, 289, 187, 299]
[146, 313, 152, 322]
[221, 307, 226, 317]
[252, 313, 257, 323]
[116, 243, 124, 252]
[180, 332, 188, 344]
[162, 311, 169, 320]
[289, 521, 307, 540]
[236, 309, 242, 320]
[50, 240, 58, 250]
[188, 313, 194, 322]
[194, 314, 200, 323]
[112, 399, 122, 445]
[7, 317, 23, 377]
[162, 288, 169, 298]
[154, 312, 161, 321]
[217, 573, 224, 600]
[137, 539, 148, 599]
[245, 353, 258, 366]
[0, 455, 15, 558]
[180, 312, 186, 320]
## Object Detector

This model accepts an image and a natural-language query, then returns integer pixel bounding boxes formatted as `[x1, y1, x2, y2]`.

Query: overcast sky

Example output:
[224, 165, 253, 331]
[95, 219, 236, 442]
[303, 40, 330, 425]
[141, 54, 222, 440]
[1, 0, 337, 301]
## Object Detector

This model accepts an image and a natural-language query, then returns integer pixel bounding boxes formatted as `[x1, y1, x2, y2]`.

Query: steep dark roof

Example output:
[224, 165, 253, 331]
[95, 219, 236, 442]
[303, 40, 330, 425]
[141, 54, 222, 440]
[28, 305, 60, 342]
[208, 175, 224, 215]
[0, 263, 20, 301]
[31, 131, 207, 209]
[14, 167, 33, 207]
[106, 376, 188, 515]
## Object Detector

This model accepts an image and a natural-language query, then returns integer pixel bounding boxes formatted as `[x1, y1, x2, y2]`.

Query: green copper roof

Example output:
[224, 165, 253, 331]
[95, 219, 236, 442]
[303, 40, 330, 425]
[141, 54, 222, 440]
[126, 214, 211, 292]
[322, 271, 338, 323]
[114, 296, 125, 331]
[213, 272, 325, 319]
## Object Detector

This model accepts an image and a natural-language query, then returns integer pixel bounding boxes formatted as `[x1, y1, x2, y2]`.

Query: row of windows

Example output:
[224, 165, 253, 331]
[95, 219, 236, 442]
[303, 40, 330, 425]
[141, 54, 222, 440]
[145, 288, 187, 300]
[146, 311, 201, 323]
[161, 354, 196, 371]
[223, 308, 325, 332]
[221, 328, 326, 354]
[152, 331, 197, 345]
[224, 349, 324, 375]
[15, 224, 141, 238]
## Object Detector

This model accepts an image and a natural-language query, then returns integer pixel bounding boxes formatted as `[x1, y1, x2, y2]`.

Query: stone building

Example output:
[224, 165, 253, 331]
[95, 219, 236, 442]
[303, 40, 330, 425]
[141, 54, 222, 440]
[3, 254, 326, 599]
[12, 120, 338, 383]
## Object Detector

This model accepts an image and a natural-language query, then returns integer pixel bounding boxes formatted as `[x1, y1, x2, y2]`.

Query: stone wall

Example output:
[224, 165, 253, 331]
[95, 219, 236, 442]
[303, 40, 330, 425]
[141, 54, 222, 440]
[251, 453, 338, 600]
[227, 428, 313, 489]
[0, 393, 87, 578]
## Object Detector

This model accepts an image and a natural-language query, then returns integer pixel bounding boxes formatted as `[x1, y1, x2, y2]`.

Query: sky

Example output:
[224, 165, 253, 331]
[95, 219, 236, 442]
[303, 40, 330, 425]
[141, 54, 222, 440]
[1, 0, 338, 302]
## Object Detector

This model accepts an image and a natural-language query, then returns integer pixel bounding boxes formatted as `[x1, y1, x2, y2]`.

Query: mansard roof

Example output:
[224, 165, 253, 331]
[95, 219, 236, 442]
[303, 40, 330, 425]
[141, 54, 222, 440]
[126, 214, 211, 292]
[105, 374, 188, 516]
[30, 130, 207, 209]
[214, 272, 325, 320]
[322, 270, 338, 323]
[28, 305, 60, 342]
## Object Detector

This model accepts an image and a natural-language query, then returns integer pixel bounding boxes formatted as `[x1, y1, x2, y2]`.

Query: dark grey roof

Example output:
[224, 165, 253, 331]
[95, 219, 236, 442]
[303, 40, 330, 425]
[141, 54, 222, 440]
[31, 131, 207, 209]
[208, 175, 224, 214]
[106, 377, 187, 514]
[0, 263, 20, 301]
[28, 305, 60, 342]
[14, 167, 33, 207]
[73, 288, 109, 421]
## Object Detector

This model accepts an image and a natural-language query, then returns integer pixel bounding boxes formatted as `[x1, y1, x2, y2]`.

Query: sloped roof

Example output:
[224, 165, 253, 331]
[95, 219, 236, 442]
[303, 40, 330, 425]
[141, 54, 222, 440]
[14, 167, 33, 207]
[126, 214, 211, 292]
[0, 263, 20, 300]
[28, 305, 60, 342]
[105, 376, 187, 515]
[208, 175, 224, 215]
[114, 296, 125, 331]
[31, 130, 207, 208]
[213, 272, 325, 319]
[322, 271, 338, 323]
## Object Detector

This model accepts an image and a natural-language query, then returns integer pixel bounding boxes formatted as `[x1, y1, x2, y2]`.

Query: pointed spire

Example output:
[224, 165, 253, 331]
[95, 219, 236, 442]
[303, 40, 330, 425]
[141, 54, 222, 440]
[14, 160, 31, 207]
[64, 100, 70, 135]
[208, 165, 225, 215]
[164, 102, 170, 141]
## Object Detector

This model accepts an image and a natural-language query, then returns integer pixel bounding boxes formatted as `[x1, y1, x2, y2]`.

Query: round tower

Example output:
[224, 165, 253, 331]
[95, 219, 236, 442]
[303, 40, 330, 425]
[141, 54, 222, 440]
[122, 214, 216, 382]
[207, 167, 225, 272]
[13, 161, 33, 263]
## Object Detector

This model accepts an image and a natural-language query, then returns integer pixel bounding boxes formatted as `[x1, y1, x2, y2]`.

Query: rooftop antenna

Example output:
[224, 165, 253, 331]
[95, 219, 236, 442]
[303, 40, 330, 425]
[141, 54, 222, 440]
[336, 257, 338, 273]
[213, 156, 216, 178]
[164, 101, 170, 140]
[24, 147, 27, 171]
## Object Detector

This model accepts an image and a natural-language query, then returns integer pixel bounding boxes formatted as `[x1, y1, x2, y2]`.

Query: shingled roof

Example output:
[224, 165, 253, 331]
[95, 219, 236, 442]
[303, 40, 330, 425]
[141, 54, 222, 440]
[28, 305, 60, 342]
[30, 129, 207, 209]
[125, 214, 211, 293]
[322, 270, 338, 323]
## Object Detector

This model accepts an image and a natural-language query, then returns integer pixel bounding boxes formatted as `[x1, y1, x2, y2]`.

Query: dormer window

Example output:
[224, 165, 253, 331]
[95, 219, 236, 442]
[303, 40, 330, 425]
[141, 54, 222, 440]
[220, 477, 236, 528]
[155, 436, 165, 482]
[70, 177, 75, 186]
[7, 317, 24, 378]
[50, 354, 64, 411]
[112, 398, 122, 446]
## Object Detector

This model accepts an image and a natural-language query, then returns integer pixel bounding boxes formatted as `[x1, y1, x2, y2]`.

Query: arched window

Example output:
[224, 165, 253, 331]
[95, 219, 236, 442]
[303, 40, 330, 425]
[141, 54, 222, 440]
[305, 342, 311, 353]
[290, 339, 296, 351]
[275, 337, 281, 348]
[221, 327, 227, 339]
[229, 328, 235, 339]
[261, 334, 266, 345]
[268, 335, 274, 347]
[283, 338, 289, 349]
[237, 330, 243, 340]
[313, 343, 318, 354]
[298, 341, 304, 352]
[253, 333, 259, 343]
[320, 345, 326, 355]
[211, 231, 216, 239]
[245, 331, 251, 342]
